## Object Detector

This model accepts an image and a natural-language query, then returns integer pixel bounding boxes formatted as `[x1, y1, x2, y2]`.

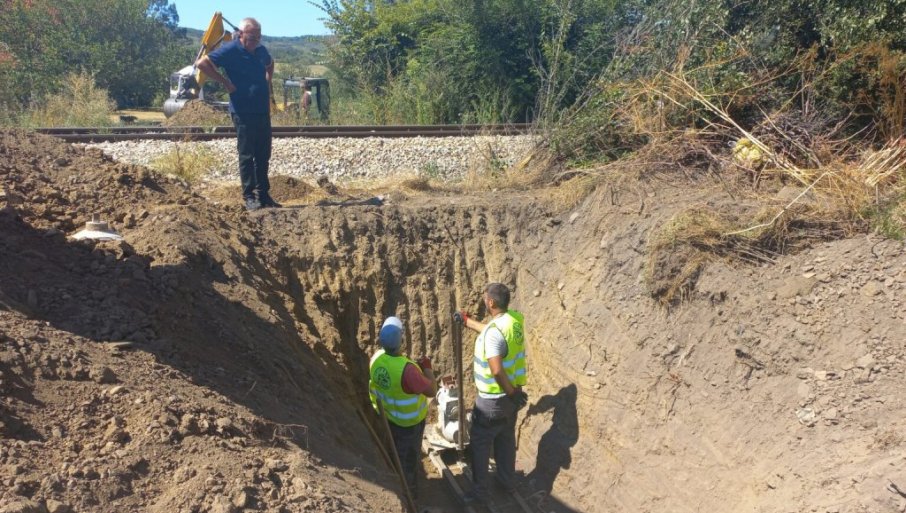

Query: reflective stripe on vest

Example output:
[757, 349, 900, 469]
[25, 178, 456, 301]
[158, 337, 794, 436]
[473, 310, 527, 394]
[369, 350, 429, 427]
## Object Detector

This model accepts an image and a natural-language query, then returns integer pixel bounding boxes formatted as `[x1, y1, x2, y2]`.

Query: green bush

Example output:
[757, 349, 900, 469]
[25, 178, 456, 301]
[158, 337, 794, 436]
[0, 0, 190, 109]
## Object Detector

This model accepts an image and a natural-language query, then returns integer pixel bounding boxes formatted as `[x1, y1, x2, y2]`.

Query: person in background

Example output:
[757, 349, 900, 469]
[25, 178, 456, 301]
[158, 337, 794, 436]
[368, 316, 436, 499]
[196, 17, 280, 211]
[301, 82, 313, 119]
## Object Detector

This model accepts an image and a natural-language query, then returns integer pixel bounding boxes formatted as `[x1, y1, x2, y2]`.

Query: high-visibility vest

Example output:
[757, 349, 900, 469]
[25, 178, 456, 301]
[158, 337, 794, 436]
[369, 349, 429, 427]
[473, 310, 527, 394]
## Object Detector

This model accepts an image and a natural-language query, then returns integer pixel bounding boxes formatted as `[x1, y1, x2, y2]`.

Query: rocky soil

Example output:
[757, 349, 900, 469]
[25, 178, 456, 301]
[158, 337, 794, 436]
[2, 127, 906, 513]
[0, 130, 404, 513]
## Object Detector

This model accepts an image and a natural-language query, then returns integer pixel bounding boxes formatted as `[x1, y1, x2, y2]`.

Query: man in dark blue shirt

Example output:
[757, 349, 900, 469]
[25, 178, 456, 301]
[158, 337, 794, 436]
[196, 17, 280, 211]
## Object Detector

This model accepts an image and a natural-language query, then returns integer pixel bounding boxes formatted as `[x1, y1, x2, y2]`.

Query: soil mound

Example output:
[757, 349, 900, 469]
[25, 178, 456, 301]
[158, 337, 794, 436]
[164, 100, 229, 127]
[202, 175, 320, 207]
[0, 129, 402, 512]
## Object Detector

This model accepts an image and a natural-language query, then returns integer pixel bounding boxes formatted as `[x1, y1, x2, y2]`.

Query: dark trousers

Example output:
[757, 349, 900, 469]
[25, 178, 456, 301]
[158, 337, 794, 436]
[388, 419, 426, 496]
[469, 395, 518, 495]
[232, 112, 272, 201]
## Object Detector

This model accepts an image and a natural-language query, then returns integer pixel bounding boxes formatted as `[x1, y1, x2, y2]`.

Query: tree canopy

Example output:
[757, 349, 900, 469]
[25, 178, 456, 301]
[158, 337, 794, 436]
[0, 0, 190, 108]
[319, 0, 906, 128]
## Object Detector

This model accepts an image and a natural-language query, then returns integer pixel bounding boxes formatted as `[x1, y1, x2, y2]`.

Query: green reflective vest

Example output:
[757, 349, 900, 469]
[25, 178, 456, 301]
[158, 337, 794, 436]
[369, 349, 429, 427]
[473, 310, 527, 394]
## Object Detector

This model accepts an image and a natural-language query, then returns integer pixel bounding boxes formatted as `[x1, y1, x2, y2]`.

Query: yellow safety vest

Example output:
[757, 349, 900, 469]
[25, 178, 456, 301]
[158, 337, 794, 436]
[473, 310, 527, 394]
[369, 350, 429, 427]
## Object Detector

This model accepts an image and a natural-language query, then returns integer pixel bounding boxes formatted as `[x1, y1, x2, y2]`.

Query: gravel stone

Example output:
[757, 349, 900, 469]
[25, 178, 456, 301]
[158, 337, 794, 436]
[88, 135, 538, 184]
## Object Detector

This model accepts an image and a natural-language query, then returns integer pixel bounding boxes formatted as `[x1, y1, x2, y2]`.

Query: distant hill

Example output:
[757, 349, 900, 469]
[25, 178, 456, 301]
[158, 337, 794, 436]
[180, 28, 330, 73]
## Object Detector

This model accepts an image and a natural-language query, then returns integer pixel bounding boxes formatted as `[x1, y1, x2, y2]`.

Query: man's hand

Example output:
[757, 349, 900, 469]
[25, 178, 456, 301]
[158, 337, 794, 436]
[453, 311, 469, 325]
[416, 356, 432, 371]
[509, 389, 528, 410]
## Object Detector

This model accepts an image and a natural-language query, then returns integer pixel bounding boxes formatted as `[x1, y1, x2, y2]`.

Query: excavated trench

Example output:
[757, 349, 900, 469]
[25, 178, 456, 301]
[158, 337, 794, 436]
[5, 130, 906, 513]
[254, 201, 560, 510]
[250, 182, 906, 513]
[239, 184, 702, 513]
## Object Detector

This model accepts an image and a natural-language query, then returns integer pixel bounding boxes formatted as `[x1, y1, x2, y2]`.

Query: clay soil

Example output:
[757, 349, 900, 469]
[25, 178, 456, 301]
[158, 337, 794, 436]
[2, 129, 906, 513]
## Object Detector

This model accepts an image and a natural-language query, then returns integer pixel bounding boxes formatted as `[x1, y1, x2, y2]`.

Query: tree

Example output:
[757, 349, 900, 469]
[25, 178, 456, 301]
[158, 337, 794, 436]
[0, 0, 191, 108]
[147, 0, 185, 37]
[319, 0, 622, 123]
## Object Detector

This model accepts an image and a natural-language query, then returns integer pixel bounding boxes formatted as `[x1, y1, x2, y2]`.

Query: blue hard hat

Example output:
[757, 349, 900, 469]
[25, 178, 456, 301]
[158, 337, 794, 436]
[379, 316, 403, 351]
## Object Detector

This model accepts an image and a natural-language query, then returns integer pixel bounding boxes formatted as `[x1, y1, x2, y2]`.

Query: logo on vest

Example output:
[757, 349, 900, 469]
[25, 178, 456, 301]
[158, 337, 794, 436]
[514, 323, 524, 345]
[374, 367, 391, 389]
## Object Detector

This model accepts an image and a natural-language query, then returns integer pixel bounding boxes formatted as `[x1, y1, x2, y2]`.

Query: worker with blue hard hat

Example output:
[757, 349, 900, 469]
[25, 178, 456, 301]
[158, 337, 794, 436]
[368, 316, 436, 499]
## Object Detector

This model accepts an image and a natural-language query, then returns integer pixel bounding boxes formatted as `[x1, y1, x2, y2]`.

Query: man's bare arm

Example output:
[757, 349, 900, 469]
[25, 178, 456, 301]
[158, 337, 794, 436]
[195, 56, 235, 93]
[422, 367, 437, 396]
[464, 317, 486, 332]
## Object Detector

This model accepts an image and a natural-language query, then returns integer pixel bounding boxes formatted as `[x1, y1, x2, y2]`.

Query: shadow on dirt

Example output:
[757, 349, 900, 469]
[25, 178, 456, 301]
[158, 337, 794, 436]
[0, 354, 44, 442]
[524, 384, 579, 510]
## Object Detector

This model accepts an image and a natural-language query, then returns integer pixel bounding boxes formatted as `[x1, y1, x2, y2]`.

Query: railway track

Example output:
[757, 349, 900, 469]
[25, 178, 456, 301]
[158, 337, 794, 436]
[36, 123, 532, 143]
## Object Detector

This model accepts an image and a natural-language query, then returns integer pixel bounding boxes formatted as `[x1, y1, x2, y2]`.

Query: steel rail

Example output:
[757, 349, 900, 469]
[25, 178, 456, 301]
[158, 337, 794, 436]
[36, 123, 532, 142]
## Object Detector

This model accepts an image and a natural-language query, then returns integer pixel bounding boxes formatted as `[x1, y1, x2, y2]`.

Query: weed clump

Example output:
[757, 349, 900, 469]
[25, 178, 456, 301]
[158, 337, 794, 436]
[150, 144, 220, 184]
[644, 138, 906, 305]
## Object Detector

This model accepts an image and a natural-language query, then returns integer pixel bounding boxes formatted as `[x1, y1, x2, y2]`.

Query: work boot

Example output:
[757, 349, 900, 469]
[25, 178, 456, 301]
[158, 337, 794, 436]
[462, 487, 490, 505]
[259, 195, 282, 208]
[494, 476, 517, 493]
[244, 197, 261, 211]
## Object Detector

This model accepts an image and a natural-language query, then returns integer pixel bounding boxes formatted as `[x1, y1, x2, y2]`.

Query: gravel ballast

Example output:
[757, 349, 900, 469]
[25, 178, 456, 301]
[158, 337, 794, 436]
[88, 135, 538, 183]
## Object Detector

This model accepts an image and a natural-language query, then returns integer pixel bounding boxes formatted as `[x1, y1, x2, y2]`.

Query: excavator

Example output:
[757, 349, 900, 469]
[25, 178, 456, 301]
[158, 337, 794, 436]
[163, 12, 234, 118]
[163, 12, 330, 121]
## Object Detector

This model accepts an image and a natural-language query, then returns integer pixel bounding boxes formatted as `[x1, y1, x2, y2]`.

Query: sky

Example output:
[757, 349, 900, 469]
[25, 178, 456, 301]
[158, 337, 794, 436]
[174, 1, 331, 37]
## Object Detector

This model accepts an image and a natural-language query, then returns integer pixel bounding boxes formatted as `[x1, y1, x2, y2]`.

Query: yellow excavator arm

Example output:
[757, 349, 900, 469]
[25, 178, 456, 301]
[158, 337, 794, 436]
[194, 12, 233, 87]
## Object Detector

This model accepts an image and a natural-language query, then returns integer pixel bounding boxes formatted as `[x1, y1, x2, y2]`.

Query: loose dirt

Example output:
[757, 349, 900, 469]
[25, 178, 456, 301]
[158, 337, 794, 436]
[164, 100, 229, 127]
[1, 129, 905, 513]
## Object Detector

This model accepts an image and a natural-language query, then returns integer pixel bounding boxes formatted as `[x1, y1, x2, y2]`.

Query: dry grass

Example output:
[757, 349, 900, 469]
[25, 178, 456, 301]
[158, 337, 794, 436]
[342, 170, 445, 193]
[542, 173, 603, 211]
[523, 35, 906, 303]
[525, 55, 906, 304]
[271, 107, 317, 127]
[24, 72, 116, 127]
[620, 58, 906, 304]
[396, 176, 435, 192]
[461, 143, 554, 188]
[642, 139, 906, 304]
[149, 144, 219, 184]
